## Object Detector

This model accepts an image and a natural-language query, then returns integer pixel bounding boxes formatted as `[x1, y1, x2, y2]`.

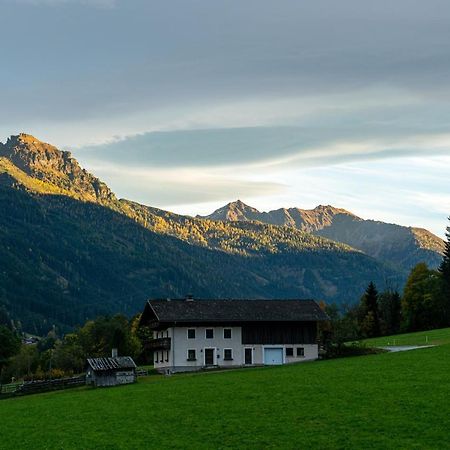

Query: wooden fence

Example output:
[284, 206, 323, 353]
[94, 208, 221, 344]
[0, 376, 85, 399]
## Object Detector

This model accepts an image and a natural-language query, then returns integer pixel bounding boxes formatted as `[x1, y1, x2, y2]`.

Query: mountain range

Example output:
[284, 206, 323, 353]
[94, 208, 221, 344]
[200, 200, 444, 272]
[0, 134, 444, 334]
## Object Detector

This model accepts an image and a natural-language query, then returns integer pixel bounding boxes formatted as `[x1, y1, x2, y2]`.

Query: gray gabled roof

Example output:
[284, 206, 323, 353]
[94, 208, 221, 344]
[143, 299, 328, 324]
[87, 356, 136, 372]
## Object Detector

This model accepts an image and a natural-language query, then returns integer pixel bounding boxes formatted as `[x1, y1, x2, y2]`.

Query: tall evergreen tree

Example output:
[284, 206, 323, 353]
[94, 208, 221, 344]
[379, 290, 402, 335]
[439, 217, 450, 283]
[439, 217, 450, 325]
[358, 281, 380, 338]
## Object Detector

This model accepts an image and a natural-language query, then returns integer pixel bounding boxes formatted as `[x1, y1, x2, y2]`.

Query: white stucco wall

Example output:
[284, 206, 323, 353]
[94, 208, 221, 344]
[153, 326, 319, 372]
[251, 344, 318, 365]
[172, 326, 243, 369]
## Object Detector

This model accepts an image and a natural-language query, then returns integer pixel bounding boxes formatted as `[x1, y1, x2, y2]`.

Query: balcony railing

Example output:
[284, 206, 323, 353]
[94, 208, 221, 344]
[144, 337, 171, 351]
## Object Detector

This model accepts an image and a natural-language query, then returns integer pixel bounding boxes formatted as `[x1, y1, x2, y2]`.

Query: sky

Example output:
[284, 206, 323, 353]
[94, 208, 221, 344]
[0, 0, 449, 237]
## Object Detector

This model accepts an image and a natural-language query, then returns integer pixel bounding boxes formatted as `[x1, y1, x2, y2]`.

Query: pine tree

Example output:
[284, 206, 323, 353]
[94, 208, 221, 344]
[438, 216, 450, 324]
[379, 290, 401, 335]
[358, 281, 380, 338]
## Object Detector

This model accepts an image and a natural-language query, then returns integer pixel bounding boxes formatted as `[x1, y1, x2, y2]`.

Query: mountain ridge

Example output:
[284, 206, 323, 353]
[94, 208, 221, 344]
[0, 133, 116, 204]
[200, 200, 444, 271]
[0, 134, 426, 333]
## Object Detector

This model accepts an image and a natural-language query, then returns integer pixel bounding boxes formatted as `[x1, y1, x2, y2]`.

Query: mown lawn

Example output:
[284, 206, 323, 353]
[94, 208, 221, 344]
[362, 327, 450, 347]
[1, 345, 449, 449]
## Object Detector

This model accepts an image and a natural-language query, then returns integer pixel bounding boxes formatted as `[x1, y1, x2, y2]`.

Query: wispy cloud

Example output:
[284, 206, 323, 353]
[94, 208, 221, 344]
[76, 126, 450, 172]
[1, 0, 449, 236]
[86, 164, 286, 206]
[5, 0, 116, 8]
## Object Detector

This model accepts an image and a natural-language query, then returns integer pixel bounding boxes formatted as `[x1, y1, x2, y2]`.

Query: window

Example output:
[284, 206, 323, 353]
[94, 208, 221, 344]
[223, 328, 232, 339]
[187, 328, 196, 339]
[154, 351, 158, 364]
[165, 351, 169, 362]
[223, 349, 233, 360]
[286, 347, 294, 357]
[205, 328, 214, 339]
[297, 347, 305, 357]
[187, 349, 196, 361]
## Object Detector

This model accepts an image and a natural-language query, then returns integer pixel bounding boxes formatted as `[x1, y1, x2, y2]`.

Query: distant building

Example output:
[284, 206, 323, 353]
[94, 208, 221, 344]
[139, 298, 328, 373]
[86, 355, 137, 387]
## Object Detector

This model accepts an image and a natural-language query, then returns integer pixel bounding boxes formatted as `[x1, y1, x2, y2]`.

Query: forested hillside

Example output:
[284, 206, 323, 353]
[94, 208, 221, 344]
[202, 200, 444, 271]
[0, 134, 402, 333]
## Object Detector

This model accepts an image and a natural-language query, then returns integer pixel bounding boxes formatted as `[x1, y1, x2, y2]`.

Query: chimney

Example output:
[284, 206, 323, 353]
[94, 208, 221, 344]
[111, 348, 118, 358]
[186, 294, 194, 302]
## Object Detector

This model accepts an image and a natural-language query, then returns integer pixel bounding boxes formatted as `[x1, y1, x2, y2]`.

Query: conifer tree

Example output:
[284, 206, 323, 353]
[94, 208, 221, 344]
[379, 290, 401, 335]
[438, 217, 450, 324]
[358, 281, 380, 338]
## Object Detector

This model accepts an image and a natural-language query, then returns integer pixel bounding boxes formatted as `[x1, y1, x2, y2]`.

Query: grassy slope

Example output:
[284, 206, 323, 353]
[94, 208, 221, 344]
[362, 327, 450, 347]
[1, 346, 450, 449]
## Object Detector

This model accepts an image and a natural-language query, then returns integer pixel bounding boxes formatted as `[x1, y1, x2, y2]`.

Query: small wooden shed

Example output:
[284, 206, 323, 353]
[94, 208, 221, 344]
[86, 356, 137, 387]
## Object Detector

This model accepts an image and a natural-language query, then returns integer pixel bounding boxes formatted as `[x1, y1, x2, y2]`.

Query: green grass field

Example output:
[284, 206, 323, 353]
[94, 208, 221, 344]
[362, 327, 450, 347]
[1, 345, 450, 449]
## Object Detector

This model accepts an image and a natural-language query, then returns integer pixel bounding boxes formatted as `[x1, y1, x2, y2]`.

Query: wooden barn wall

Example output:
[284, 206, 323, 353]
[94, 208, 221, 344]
[241, 323, 317, 345]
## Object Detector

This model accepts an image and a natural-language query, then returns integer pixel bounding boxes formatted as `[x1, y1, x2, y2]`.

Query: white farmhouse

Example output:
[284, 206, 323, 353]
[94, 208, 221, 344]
[139, 297, 328, 373]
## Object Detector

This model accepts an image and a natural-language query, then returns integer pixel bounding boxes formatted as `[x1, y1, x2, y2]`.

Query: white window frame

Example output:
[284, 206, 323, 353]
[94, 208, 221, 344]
[223, 348, 233, 360]
[187, 328, 196, 339]
[187, 349, 196, 361]
[205, 328, 214, 339]
[223, 328, 232, 339]
[285, 347, 294, 357]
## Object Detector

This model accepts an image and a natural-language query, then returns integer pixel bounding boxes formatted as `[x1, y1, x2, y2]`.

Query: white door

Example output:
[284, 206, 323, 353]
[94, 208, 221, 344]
[264, 348, 283, 365]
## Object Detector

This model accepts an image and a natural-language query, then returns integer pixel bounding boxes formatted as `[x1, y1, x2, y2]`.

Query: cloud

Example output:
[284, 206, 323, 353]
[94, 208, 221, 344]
[1, 0, 449, 236]
[76, 125, 450, 173]
[2, 0, 450, 142]
[85, 164, 286, 206]
[5, 0, 116, 7]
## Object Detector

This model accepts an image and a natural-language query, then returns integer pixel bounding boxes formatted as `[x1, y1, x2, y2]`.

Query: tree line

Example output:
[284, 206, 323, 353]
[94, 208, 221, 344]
[0, 313, 150, 384]
[1, 218, 449, 381]
[322, 217, 450, 350]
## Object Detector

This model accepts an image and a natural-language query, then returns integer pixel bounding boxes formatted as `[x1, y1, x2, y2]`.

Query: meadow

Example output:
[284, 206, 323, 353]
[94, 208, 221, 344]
[1, 344, 449, 449]
[362, 327, 450, 347]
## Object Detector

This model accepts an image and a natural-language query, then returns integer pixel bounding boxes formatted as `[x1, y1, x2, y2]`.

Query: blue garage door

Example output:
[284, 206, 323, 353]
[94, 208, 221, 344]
[264, 348, 283, 365]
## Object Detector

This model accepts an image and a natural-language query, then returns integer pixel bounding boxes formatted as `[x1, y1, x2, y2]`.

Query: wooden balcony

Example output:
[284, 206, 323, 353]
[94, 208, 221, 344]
[144, 337, 171, 351]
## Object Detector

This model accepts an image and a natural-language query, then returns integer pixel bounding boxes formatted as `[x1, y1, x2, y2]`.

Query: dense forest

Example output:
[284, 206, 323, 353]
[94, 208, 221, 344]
[0, 134, 403, 334]
[202, 200, 444, 271]
[1, 221, 448, 383]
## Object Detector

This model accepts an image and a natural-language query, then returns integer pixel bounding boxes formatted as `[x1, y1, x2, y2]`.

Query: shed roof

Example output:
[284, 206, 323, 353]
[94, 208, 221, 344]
[142, 299, 328, 325]
[87, 356, 136, 372]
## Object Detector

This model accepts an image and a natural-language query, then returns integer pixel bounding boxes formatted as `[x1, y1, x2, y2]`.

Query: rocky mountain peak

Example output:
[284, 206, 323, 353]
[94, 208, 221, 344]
[0, 133, 116, 204]
[199, 199, 262, 221]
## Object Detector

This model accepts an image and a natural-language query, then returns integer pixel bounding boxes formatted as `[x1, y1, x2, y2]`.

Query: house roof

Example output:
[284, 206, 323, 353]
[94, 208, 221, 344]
[142, 299, 328, 325]
[87, 356, 137, 372]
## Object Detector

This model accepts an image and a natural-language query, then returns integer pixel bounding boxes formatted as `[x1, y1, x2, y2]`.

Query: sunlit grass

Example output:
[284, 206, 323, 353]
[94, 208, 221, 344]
[362, 327, 450, 347]
[1, 345, 449, 449]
